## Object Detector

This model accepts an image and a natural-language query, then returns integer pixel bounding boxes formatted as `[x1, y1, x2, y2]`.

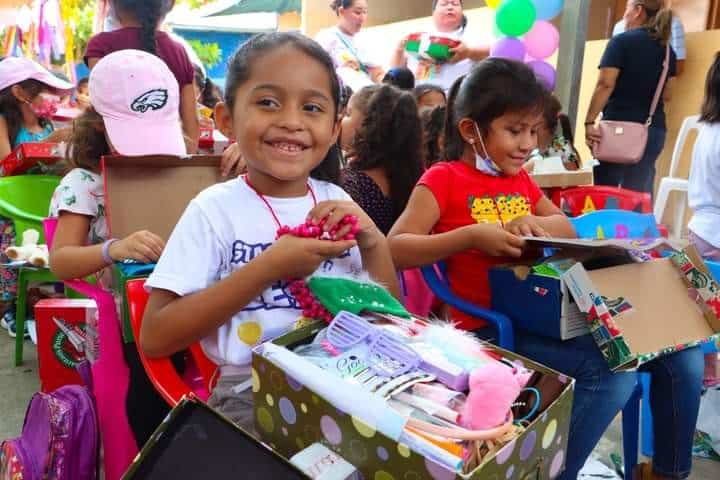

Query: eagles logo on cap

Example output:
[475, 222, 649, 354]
[131, 89, 169, 113]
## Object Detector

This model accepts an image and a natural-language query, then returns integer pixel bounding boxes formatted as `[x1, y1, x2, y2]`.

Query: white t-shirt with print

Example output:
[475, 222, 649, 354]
[145, 177, 363, 370]
[406, 26, 483, 93]
[688, 123, 720, 248]
[315, 26, 377, 91]
[49, 168, 107, 244]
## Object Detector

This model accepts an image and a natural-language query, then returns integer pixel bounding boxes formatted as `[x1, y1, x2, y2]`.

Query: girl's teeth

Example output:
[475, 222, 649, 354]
[273, 142, 303, 152]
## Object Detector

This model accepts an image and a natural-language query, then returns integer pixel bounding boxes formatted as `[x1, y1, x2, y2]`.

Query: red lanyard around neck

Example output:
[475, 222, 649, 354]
[243, 175, 318, 230]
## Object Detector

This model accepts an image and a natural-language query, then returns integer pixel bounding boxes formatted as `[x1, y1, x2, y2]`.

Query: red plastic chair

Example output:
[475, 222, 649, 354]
[551, 186, 652, 217]
[126, 278, 216, 406]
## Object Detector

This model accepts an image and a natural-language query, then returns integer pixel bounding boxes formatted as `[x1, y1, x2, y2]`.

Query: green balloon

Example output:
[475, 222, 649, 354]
[496, 0, 537, 38]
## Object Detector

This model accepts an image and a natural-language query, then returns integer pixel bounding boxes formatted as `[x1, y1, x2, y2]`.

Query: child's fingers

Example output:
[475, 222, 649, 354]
[503, 245, 524, 258]
[530, 224, 549, 238]
[143, 233, 166, 258]
[506, 233, 526, 249]
[307, 202, 338, 225]
[332, 223, 353, 240]
[308, 239, 357, 258]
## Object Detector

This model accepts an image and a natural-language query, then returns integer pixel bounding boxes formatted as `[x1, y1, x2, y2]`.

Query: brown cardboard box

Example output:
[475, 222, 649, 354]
[530, 169, 593, 189]
[102, 155, 223, 241]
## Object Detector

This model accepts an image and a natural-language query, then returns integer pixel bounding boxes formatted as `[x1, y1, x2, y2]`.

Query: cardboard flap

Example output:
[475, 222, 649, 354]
[587, 258, 716, 356]
[102, 155, 223, 241]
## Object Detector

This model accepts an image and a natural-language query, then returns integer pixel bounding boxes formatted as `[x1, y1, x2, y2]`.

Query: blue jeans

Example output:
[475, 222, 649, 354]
[594, 126, 667, 195]
[514, 331, 704, 479]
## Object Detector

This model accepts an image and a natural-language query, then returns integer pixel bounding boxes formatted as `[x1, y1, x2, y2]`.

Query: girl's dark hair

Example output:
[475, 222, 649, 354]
[444, 58, 545, 160]
[330, 0, 355, 14]
[0, 79, 51, 149]
[351, 85, 424, 215]
[420, 105, 446, 167]
[193, 64, 221, 110]
[112, 0, 173, 54]
[65, 107, 111, 170]
[224, 32, 343, 184]
[700, 52, 720, 124]
[382, 68, 415, 90]
[412, 84, 446, 103]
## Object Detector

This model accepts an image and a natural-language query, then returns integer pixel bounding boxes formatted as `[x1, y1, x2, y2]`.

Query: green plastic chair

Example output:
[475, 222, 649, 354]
[0, 175, 61, 366]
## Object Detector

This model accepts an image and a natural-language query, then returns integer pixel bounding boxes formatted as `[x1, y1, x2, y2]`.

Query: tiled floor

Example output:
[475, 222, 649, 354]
[0, 334, 718, 478]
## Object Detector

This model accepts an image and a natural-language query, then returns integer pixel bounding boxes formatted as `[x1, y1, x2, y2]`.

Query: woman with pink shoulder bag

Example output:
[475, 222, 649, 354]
[584, 0, 677, 195]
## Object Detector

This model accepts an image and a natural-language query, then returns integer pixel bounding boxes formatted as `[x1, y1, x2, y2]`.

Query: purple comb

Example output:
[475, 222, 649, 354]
[326, 312, 421, 378]
[326, 311, 378, 349]
[367, 332, 420, 378]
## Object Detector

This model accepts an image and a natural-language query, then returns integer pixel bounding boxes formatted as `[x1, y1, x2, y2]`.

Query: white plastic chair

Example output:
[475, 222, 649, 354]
[654, 114, 700, 240]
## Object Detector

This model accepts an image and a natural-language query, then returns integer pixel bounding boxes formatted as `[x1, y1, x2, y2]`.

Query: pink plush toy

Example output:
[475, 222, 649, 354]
[460, 362, 528, 430]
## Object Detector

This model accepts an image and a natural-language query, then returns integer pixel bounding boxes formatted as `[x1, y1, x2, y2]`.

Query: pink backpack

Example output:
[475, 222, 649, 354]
[0, 363, 98, 480]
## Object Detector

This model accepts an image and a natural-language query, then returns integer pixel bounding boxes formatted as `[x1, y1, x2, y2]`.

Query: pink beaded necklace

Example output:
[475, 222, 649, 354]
[243, 175, 359, 322]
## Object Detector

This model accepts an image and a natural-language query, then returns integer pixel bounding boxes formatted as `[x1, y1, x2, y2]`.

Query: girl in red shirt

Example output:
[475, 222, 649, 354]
[389, 58, 574, 330]
[389, 57, 703, 480]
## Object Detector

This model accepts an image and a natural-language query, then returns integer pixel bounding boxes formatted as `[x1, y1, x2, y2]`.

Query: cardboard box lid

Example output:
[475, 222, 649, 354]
[587, 258, 717, 355]
[530, 168, 593, 189]
[103, 155, 223, 241]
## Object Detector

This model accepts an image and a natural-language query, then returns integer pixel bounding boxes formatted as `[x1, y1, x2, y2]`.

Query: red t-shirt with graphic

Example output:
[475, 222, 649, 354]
[419, 161, 544, 330]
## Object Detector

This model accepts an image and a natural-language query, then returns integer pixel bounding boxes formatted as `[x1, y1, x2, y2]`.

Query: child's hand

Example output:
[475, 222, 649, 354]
[265, 235, 357, 279]
[307, 201, 382, 250]
[504, 216, 549, 238]
[109, 230, 166, 264]
[467, 223, 525, 257]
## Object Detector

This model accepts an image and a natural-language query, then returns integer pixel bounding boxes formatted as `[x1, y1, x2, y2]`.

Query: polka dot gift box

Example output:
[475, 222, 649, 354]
[251, 322, 575, 479]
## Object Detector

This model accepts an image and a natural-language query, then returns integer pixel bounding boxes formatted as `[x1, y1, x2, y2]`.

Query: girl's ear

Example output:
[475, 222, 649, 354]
[214, 102, 234, 140]
[457, 117, 479, 146]
[10, 85, 28, 103]
[331, 115, 343, 145]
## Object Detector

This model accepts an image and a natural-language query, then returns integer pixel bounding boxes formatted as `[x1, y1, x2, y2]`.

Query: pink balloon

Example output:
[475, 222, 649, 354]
[528, 60, 556, 90]
[524, 20, 560, 60]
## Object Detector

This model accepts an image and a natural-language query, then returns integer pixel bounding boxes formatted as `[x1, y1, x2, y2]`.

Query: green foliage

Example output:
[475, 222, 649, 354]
[188, 40, 222, 68]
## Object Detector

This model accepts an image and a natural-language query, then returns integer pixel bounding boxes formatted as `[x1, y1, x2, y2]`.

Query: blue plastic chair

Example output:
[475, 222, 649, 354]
[420, 263, 515, 350]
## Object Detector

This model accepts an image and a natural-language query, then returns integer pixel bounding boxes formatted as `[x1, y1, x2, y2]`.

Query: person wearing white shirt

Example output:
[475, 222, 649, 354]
[613, 10, 686, 74]
[688, 53, 720, 260]
[315, 0, 384, 92]
[390, 0, 490, 93]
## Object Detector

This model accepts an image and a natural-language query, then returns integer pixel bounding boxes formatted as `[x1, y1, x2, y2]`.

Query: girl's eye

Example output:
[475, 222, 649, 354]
[258, 98, 279, 108]
[509, 128, 522, 135]
[304, 104, 324, 113]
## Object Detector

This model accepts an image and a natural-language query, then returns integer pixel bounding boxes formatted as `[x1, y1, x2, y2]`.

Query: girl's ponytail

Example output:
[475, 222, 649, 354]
[112, 0, 171, 55]
[443, 75, 466, 160]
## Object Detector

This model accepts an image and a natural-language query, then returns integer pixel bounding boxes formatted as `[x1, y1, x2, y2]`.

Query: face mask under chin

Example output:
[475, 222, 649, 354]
[472, 122, 504, 177]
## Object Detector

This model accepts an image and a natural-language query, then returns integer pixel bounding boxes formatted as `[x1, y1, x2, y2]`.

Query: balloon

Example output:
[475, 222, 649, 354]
[491, 37, 526, 61]
[524, 20, 560, 59]
[532, 0, 564, 21]
[496, 0, 537, 38]
[487, 0, 503, 8]
[528, 60, 556, 90]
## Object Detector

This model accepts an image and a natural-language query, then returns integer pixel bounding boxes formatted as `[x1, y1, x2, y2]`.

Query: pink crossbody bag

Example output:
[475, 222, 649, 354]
[592, 44, 670, 165]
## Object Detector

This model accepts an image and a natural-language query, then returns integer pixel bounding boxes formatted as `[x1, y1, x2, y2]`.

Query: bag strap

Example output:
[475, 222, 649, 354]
[647, 44, 671, 126]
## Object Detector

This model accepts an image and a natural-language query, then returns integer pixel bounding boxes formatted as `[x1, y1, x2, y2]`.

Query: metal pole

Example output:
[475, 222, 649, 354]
[555, 0, 593, 126]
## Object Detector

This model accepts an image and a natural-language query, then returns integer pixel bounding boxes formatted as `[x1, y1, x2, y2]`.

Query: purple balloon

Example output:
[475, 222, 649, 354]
[491, 37, 526, 61]
[528, 60, 556, 90]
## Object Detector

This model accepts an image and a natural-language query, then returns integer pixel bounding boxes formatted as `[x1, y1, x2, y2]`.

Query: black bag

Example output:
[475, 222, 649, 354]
[122, 396, 309, 479]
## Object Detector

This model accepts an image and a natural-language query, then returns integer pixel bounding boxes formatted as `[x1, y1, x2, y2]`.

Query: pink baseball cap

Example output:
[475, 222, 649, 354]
[0, 57, 74, 93]
[89, 49, 186, 157]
